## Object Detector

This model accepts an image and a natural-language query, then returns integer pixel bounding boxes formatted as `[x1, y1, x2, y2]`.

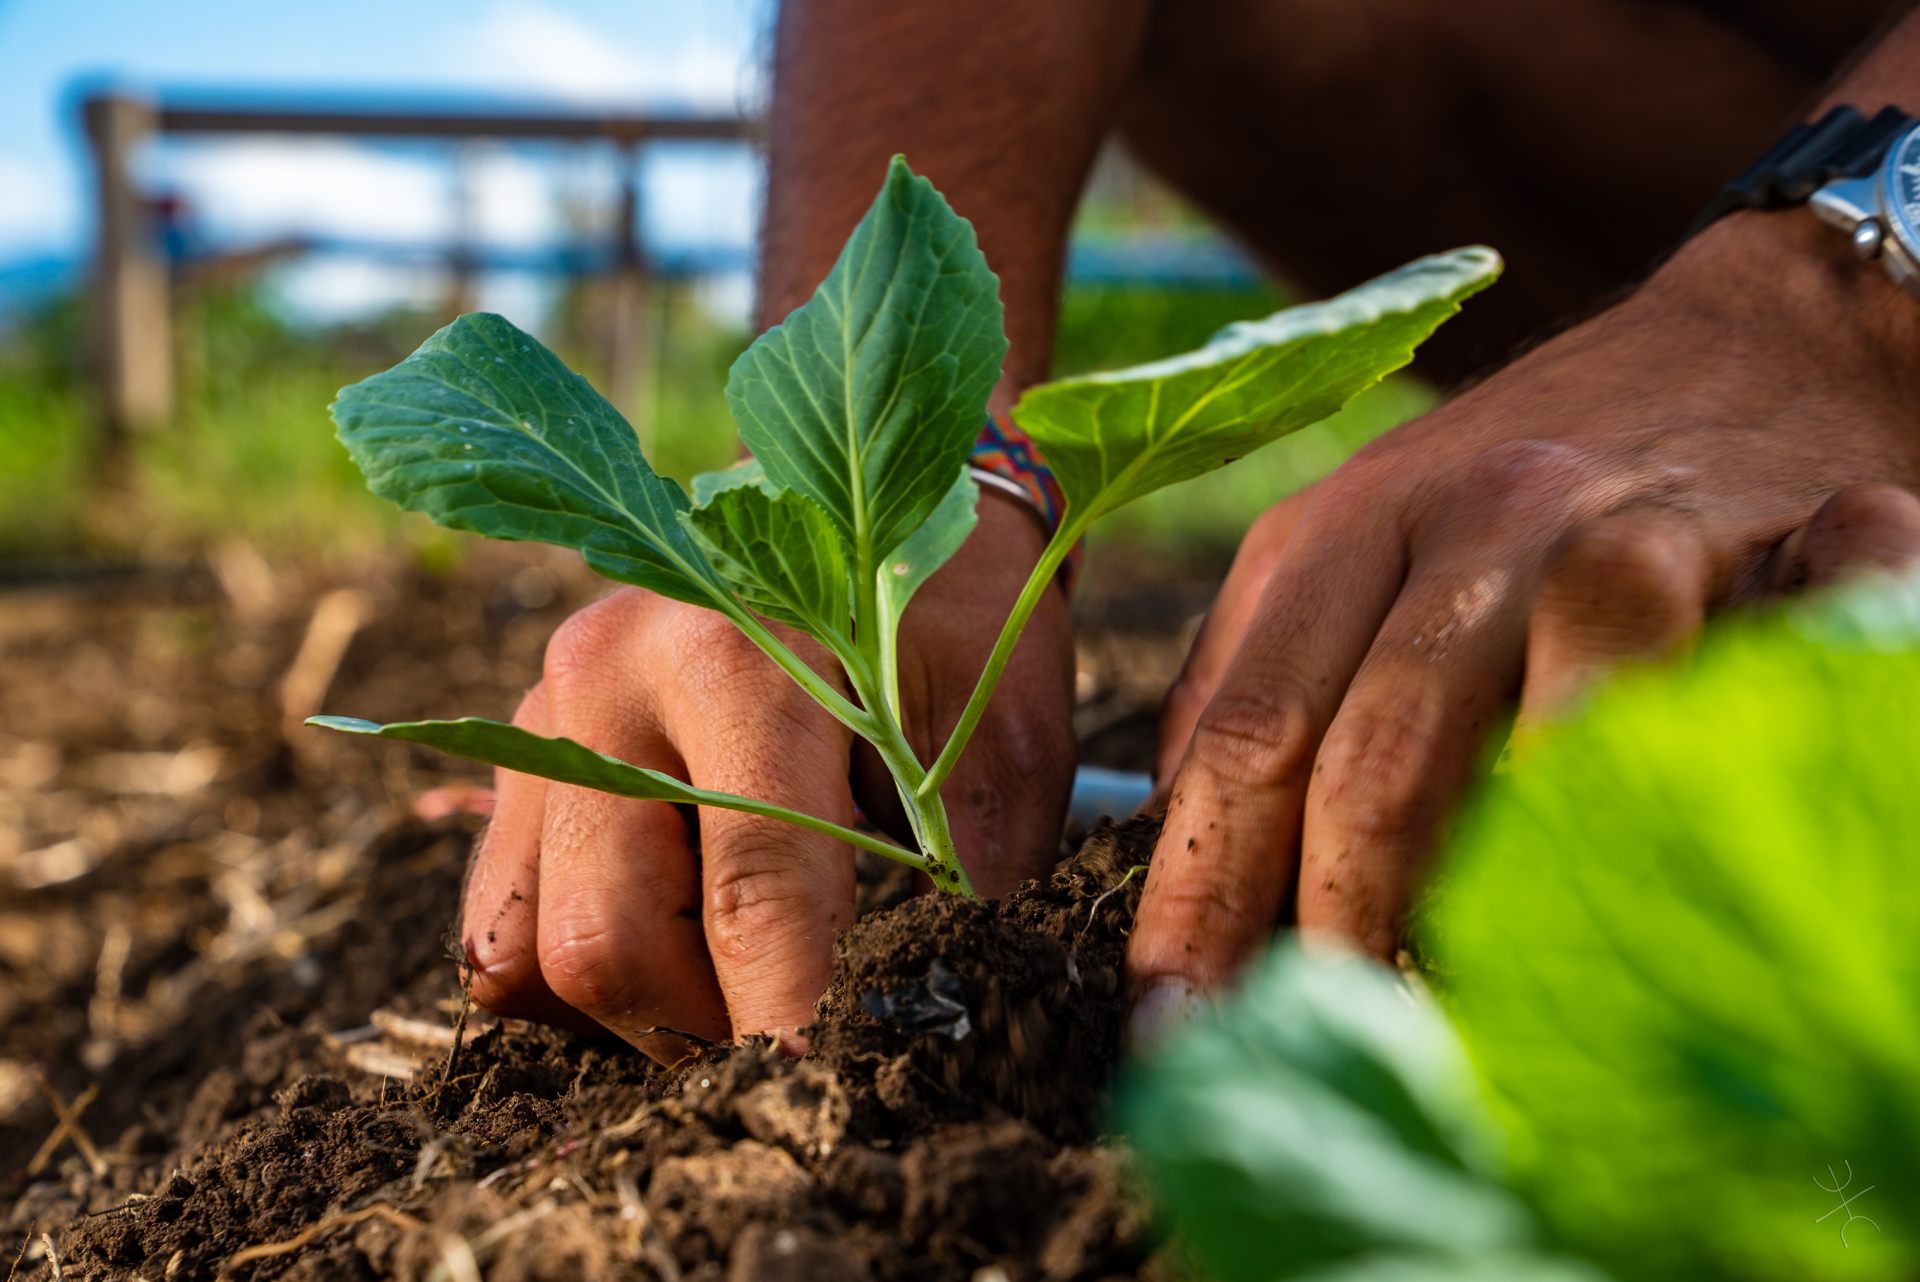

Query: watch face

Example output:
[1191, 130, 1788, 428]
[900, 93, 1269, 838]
[1882, 126, 1920, 261]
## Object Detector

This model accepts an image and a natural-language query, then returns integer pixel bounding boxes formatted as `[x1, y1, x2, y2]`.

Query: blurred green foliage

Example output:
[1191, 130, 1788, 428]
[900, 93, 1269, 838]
[1113, 940, 1544, 1282]
[0, 281, 755, 561]
[1424, 577, 1920, 1282]
[0, 277, 1429, 563]
[1120, 575, 1920, 1282]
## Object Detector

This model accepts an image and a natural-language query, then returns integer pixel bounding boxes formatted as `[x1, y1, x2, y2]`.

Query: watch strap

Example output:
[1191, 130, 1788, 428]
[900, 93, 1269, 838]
[1690, 105, 1914, 237]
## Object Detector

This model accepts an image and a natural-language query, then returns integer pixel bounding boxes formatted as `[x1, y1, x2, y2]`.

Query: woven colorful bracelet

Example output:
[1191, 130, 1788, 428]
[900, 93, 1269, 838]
[970, 414, 1080, 589]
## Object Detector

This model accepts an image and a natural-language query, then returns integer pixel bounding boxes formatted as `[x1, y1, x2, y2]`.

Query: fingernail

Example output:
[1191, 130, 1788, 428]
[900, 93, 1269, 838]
[1127, 978, 1205, 1049]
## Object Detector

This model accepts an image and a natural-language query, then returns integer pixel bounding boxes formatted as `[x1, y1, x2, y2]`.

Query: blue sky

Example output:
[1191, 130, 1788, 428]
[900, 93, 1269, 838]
[0, 0, 769, 317]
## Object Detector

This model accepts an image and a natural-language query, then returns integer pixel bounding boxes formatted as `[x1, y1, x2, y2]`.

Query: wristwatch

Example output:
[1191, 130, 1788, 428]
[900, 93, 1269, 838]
[1693, 105, 1920, 296]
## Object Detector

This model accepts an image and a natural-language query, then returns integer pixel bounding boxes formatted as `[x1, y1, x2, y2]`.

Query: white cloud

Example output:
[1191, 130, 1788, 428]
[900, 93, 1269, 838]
[456, 0, 761, 109]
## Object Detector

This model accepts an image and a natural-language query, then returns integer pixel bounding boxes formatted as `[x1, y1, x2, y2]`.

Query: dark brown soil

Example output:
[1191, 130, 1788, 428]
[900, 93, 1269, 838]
[1, 546, 1197, 1282]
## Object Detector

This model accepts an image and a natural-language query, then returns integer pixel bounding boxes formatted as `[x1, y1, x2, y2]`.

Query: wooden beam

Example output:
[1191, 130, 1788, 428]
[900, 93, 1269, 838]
[75, 92, 757, 470]
[152, 101, 756, 145]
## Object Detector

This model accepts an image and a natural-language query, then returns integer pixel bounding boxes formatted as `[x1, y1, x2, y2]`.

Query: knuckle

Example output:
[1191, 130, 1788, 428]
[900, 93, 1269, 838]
[1309, 453, 1398, 516]
[1243, 492, 1310, 557]
[704, 846, 828, 957]
[538, 925, 646, 1017]
[1465, 439, 1591, 521]
[974, 701, 1075, 793]
[542, 591, 646, 690]
[674, 609, 787, 693]
[463, 930, 542, 1014]
[1474, 438, 1590, 492]
[1810, 483, 1920, 538]
[1312, 695, 1448, 839]
[1537, 517, 1701, 641]
[674, 602, 752, 650]
[1185, 685, 1318, 794]
[1144, 873, 1268, 948]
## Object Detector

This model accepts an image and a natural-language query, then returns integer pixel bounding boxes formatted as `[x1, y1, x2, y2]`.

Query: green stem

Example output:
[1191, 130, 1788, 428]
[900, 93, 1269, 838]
[867, 714, 976, 897]
[918, 516, 1082, 800]
[840, 647, 979, 899]
[720, 600, 874, 737]
[670, 778, 931, 874]
[910, 789, 971, 897]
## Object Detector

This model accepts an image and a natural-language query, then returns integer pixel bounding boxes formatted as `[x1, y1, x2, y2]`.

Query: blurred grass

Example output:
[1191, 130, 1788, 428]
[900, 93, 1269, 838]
[0, 283, 749, 564]
[0, 276, 1431, 564]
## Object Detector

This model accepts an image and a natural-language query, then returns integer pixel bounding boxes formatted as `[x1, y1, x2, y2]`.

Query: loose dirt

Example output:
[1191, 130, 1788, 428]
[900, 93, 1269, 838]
[2, 545, 1195, 1282]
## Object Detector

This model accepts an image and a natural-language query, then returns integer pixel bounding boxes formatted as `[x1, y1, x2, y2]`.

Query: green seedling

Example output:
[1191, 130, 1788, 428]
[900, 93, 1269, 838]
[310, 157, 1499, 896]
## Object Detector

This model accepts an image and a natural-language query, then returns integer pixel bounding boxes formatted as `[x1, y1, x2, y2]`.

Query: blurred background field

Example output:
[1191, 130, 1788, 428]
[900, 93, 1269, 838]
[0, 277, 1428, 566]
[0, 0, 1431, 579]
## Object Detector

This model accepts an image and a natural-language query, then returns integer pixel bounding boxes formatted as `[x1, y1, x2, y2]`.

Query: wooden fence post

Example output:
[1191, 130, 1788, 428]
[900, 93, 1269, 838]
[83, 91, 173, 445]
[607, 141, 654, 451]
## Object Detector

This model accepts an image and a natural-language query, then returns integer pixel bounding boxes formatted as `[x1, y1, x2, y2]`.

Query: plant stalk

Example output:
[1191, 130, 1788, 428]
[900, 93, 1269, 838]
[721, 600, 874, 737]
[918, 516, 1082, 800]
[678, 782, 934, 873]
[841, 650, 978, 898]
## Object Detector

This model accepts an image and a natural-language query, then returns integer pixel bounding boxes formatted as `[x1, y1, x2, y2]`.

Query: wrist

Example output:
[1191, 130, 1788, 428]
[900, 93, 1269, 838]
[971, 412, 1079, 591]
[1652, 209, 1920, 390]
[974, 485, 1052, 561]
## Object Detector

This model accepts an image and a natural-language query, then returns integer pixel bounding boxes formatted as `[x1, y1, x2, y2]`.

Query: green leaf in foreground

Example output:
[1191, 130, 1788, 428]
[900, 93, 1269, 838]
[330, 312, 719, 605]
[1421, 574, 1920, 1282]
[683, 473, 853, 649]
[873, 468, 978, 716]
[1115, 941, 1537, 1282]
[726, 156, 1006, 568]
[1012, 247, 1501, 528]
[306, 716, 920, 868]
[1289, 1255, 1614, 1282]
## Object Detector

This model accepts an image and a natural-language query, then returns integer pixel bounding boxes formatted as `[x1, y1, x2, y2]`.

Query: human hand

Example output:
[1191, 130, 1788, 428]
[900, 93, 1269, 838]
[461, 493, 1075, 1060]
[1131, 210, 1920, 1029]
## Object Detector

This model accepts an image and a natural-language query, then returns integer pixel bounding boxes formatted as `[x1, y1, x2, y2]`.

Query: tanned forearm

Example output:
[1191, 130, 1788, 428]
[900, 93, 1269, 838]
[760, 0, 1151, 415]
[1817, 5, 1920, 111]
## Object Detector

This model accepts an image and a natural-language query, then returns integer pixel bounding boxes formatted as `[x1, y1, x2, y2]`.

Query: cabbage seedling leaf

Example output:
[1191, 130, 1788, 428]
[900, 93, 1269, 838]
[1422, 576, 1920, 1282]
[868, 467, 978, 715]
[1288, 1255, 1615, 1282]
[877, 466, 978, 635]
[1115, 941, 1536, 1282]
[331, 313, 720, 605]
[1013, 248, 1501, 527]
[683, 475, 854, 648]
[690, 457, 768, 506]
[306, 715, 913, 864]
[309, 715, 718, 806]
[726, 156, 1006, 570]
